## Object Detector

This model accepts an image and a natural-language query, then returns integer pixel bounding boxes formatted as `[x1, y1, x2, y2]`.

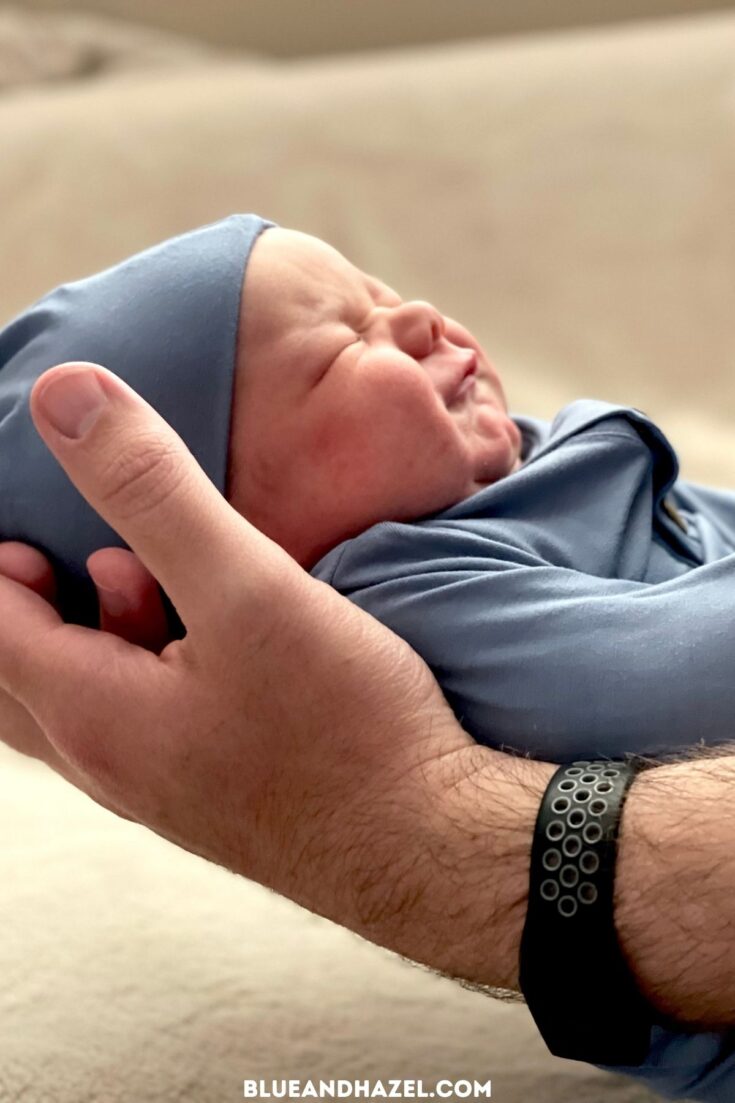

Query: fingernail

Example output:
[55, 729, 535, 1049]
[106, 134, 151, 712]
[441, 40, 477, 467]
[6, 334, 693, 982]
[38, 370, 108, 440]
[95, 582, 129, 617]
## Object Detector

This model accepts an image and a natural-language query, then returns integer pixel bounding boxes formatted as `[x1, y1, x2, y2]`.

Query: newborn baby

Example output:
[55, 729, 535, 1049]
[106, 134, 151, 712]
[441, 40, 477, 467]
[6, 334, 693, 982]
[2, 213, 735, 1101]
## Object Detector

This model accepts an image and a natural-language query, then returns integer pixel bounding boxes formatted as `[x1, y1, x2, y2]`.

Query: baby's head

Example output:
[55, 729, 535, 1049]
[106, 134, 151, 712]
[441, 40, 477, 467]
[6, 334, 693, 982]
[0, 212, 522, 633]
[228, 225, 522, 569]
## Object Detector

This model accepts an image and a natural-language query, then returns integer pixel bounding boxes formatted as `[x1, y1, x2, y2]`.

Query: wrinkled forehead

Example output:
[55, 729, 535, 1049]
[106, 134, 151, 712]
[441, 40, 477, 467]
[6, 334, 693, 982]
[239, 226, 369, 348]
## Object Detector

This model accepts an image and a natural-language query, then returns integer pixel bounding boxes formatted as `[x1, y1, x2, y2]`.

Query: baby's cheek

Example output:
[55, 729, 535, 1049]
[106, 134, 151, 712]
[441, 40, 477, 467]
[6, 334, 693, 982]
[305, 412, 350, 467]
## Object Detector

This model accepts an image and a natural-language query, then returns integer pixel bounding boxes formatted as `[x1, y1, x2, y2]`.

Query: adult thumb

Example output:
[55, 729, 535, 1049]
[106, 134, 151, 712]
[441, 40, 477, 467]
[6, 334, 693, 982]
[27, 362, 285, 647]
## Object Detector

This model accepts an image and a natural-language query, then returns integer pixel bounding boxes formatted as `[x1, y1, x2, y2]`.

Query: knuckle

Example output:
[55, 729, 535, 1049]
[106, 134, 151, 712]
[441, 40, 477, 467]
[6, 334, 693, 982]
[97, 433, 188, 522]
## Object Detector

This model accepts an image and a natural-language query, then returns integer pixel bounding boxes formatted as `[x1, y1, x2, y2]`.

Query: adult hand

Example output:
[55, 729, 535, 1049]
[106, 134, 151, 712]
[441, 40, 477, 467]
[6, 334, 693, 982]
[0, 361, 537, 987]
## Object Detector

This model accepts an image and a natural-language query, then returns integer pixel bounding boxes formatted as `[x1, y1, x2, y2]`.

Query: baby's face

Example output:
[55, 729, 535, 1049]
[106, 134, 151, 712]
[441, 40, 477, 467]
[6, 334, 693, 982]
[226, 226, 522, 570]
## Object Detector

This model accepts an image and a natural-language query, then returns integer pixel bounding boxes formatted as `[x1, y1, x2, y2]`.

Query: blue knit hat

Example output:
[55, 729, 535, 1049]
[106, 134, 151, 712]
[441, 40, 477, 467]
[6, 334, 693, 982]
[0, 212, 277, 638]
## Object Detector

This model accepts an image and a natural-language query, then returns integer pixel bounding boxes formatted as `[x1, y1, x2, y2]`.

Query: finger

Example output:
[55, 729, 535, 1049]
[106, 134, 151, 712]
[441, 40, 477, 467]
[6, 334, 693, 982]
[0, 542, 169, 655]
[87, 547, 172, 655]
[0, 547, 139, 822]
[0, 541, 58, 607]
[0, 570, 92, 705]
[0, 568, 168, 804]
[28, 362, 289, 649]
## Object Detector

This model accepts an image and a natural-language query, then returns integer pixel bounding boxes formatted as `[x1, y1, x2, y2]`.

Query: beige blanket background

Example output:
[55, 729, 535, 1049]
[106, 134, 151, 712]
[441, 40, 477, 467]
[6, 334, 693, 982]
[1, 6, 734, 1100]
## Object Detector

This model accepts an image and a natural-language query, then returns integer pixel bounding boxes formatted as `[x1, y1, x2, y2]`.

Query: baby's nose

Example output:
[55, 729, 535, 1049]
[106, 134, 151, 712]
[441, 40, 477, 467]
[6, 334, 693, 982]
[394, 300, 445, 354]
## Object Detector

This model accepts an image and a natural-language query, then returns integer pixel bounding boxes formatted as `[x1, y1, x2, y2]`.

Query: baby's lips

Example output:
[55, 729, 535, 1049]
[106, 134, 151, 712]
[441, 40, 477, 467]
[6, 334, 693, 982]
[446, 350, 478, 404]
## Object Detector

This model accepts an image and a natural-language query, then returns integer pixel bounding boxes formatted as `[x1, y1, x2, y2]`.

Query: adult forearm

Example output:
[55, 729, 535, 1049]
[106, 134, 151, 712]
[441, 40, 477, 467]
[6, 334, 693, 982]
[379, 740, 735, 1030]
[347, 744, 555, 996]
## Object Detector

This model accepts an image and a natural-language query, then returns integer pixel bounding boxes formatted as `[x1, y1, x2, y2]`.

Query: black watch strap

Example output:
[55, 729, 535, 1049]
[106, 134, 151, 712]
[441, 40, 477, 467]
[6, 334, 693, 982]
[519, 759, 656, 1066]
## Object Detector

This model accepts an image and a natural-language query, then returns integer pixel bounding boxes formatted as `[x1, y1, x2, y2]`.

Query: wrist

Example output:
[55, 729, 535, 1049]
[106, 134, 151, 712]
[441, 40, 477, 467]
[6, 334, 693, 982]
[402, 744, 556, 991]
[615, 756, 735, 1028]
[448, 748, 557, 991]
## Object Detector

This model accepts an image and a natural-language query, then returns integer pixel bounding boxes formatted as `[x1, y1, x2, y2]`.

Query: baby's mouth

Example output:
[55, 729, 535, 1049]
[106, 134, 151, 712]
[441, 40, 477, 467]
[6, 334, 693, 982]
[447, 350, 478, 404]
[453, 373, 477, 402]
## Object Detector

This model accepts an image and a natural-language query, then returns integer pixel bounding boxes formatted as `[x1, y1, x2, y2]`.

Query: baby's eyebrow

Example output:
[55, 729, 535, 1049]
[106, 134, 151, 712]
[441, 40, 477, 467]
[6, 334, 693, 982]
[342, 273, 400, 332]
[373, 277, 402, 303]
[365, 274, 390, 294]
[356, 276, 380, 306]
[340, 275, 379, 328]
